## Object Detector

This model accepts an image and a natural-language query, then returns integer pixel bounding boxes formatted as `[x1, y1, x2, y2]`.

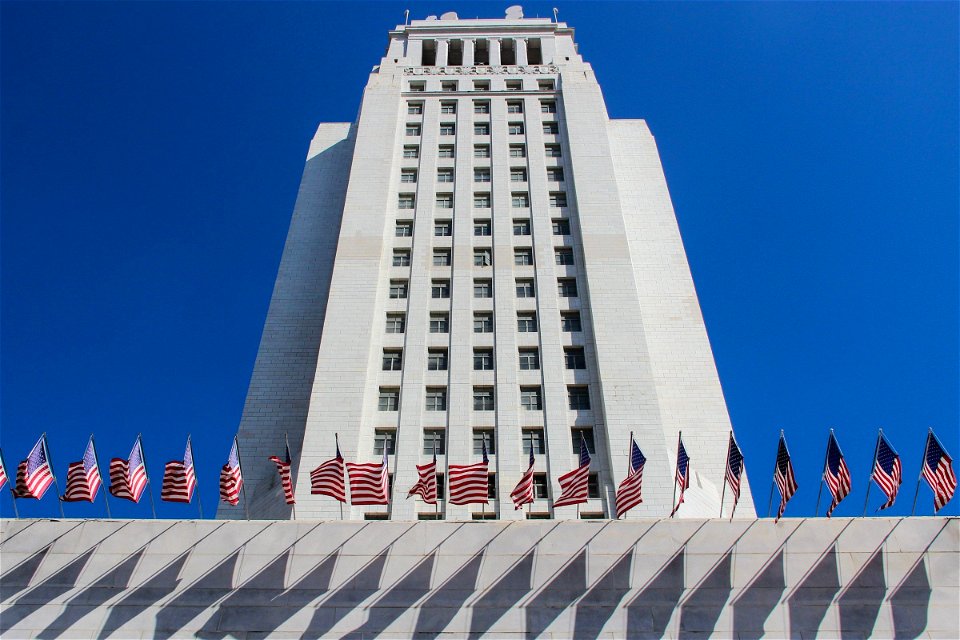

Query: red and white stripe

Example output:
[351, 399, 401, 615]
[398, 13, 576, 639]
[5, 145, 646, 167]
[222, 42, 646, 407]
[109, 458, 148, 502]
[615, 470, 644, 518]
[347, 456, 389, 505]
[269, 456, 296, 504]
[220, 464, 243, 505]
[510, 465, 535, 510]
[14, 461, 54, 499]
[407, 458, 438, 504]
[160, 461, 196, 503]
[62, 461, 101, 502]
[311, 456, 346, 502]
[554, 464, 590, 508]
[0, 458, 7, 491]
[924, 456, 957, 513]
[448, 461, 489, 505]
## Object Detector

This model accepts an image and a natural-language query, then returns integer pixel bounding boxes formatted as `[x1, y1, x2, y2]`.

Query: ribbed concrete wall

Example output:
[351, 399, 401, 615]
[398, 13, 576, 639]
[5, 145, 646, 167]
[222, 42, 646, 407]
[1, 517, 956, 639]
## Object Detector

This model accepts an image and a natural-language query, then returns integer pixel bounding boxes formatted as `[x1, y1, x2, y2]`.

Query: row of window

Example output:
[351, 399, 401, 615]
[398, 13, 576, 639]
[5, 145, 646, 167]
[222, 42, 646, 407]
[398, 191, 566, 209]
[393, 246, 574, 268]
[402, 143, 561, 159]
[401, 167, 564, 183]
[387, 277, 578, 300]
[408, 79, 555, 92]
[382, 347, 586, 372]
[405, 122, 559, 137]
[407, 99, 557, 115]
[396, 218, 570, 237]
[377, 385, 591, 412]
[374, 427, 597, 457]
[385, 310, 582, 334]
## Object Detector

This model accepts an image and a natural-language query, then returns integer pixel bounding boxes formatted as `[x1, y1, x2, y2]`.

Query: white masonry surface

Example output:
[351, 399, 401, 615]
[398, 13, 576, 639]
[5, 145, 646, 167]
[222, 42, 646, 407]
[220, 9, 755, 521]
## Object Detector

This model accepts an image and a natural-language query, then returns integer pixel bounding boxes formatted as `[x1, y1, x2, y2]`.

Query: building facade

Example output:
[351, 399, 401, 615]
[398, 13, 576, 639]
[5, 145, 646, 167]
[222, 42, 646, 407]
[220, 9, 755, 521]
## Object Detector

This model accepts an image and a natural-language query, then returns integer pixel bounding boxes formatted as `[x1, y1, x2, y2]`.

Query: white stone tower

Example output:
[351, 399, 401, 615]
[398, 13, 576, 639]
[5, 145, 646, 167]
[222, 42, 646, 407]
[219, 8, 754, 520]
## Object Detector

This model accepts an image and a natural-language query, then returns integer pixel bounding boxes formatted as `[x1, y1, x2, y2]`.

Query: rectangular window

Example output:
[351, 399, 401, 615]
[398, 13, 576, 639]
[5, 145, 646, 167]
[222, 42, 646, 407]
[400, 169, 417, 183]
[406, 123, 421, 136]
[473, 349, 494, 371]
[385, 313, 405, 334]
[487, 474, 497, 499]
[409, 81, 426, 92]
[392, 250, 411, 267]
[474, 278, 493, 298]
[568, 386, 591, 410]
[434, 220, 452, 236]
[515, 279, 535, 298]
[473, 312, 494, 333]
[541, 100, 557, 113]
[473, 122, 490, 135]
[542, 122, 560, 135]
[395, 221, 413, 237]
[440, 123, 456, 135]
[398, 194, 415, 209]
[429, 313, 449, 333]
[514, 248, 533, 266]
[506, 80, 522, 91]
[440, 101, 456, 114]
[426, 388, 447, 411]
[555, 248, 574, 265]
[474, 168, 491, 183]
[507, 101, 524, 113]
[437, 169, 454, 183]
[382, 349, 402, 371]
[424, 429, 446, 454]
[509, 144, 526, 158]
[473, 219, 491, 236]
[408, 102, 424, 114]
[474, 100, 490, 114]
[427, 349, 448, 371]
[473, 193, 491, 208]
[522, 428, 546, 454]
[403, 145, 420, 158]
[510, 168, 528, 182]
[473, 429, 495, 455]
[545, 144, 562, 157]
[549, 192, 568, 207]
[538, 79, 555, 90]
[378, 390, 399, 412]
[441, 81, 457, 92]
[473, 250, 492, 267]
[438, 145, 455, 158]
[520, 386, 542, 410]
[517, 312, 537, 332]
[508, 122, 524, 135]
[511, 193, 529, 208]
[518, 348, 540, 370]
[374, 429, 396, 453]
[533, 474, 548, 498]
[513, 219, 531, 236]
[572, 428, 597, 454]
[433, 249, 451, 266]
[588, 474, 600, 499]
[565, 347, 586, 370]
[552, 218, 571, 235]
[473, 387, 495, 411]
[558, 278, 578, 298]
[474, 79, 490, 90]
[561, 312, 582, 332]
[436, 194, 454, 208]
[431, 280, 450, 299]
[547, 167, 564, 182]
[389, 280, 408, 299]
[474, 144, 490, 158]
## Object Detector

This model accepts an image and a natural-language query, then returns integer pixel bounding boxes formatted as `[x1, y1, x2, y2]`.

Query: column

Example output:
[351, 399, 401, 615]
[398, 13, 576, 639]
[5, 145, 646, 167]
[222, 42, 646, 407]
[515, 38, 529, 66]
[437, 39, 449, 67]
[463, 39, 475, 66]
[489, 38, 502, 66]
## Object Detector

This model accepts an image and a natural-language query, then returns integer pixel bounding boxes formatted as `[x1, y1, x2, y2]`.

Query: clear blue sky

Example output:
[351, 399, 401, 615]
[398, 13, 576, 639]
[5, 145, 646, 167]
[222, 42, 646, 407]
[2, 2, 957, 519]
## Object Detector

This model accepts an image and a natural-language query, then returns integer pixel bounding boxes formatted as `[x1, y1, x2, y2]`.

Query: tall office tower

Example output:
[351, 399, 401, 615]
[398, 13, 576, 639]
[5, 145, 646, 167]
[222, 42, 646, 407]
[219, 8, 754, 521]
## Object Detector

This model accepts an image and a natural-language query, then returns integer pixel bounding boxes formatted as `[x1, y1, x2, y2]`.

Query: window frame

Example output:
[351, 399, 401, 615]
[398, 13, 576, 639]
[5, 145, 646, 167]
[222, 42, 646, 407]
[427, 349, 448, 371]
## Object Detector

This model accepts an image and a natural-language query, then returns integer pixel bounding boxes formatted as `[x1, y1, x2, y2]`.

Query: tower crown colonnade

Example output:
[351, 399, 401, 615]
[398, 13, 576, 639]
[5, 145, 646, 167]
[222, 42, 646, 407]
[220, 7, 756, 521]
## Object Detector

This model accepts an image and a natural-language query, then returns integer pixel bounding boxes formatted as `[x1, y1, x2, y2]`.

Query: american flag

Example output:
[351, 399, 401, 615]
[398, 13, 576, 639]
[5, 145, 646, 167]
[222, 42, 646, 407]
[773, 433, 798, 522]
[725, 433, 745, 515]
[670, 436, 690, 516]
[161, 437, 197, 503]
[615, 436, 646, 518]
[871, 432, 901, 511]
[269, 443, 296, 505]
[824, 432, 851, 517]
[554, 435, 591, 508]
[311, 443, 346, 503]
[407, 453, 438, 504]
[448, 443, 490, 505]
[219, 438, 243, 506]
[347, 450, 390, 505]
[0, 449, 9, 492]
[510, 447, 536, 510]
[109, 437, 148, 503]
[14, 436, 55, 499]
[922, 430, 956, 513]
[62, 437, 102, 502]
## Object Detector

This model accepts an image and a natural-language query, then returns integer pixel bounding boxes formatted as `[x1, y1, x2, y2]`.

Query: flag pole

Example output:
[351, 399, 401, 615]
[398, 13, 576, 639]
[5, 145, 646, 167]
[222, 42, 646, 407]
[719, 432, 730, 519]
[285, 433, 296, 519]
[90, 435, 111, 518]
[670, 431, 681, 518]
[620, 431, 634, 520]
[234, 435, 250, 521]
[766, 430, 782, 518]
[336, 433, 344, 520]
[862, 429, 882, 517]
[43, 434, 66, 518]
[139, 435, 157, 519]
[1, 448, 20, 519]
[911, 428, 932, 516]
[814, 429, 832, 517]
[730, 432, 741, 522]
[189, 436, 203, 519]
[433, 436, 439, 518]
